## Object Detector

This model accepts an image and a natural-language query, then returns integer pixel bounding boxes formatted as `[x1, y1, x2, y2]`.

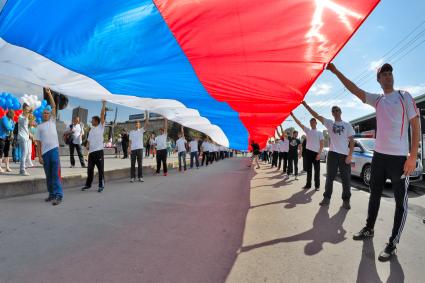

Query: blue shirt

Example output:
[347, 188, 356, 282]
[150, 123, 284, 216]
[0, 116, 14, 139]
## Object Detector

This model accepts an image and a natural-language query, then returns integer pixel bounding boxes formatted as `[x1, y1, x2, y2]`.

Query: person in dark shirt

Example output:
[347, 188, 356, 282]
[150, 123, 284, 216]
[121, 129, 129, 159]
[248, 141, 260, 169]
[287, 131, 302, 180]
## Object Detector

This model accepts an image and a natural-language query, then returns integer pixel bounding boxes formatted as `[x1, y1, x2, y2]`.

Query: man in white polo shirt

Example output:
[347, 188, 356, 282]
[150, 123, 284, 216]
[291, 113, 324, 191]
[302, 102, 355, 209]
[128, 117, 148, 182]
[154, 118, 168, 176]
[82, 100, 106, 192]
[189, 136, 200, 169]
[35, 88, 63, 205]
[176, 125, 188, 171]
[327, 62, 420, 261]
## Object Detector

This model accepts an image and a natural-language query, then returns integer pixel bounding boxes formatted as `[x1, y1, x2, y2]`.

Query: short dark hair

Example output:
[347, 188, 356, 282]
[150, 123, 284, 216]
[310, 118, 317, 123]
[92, 116, 100, 124]
[293, 130, 298, 135]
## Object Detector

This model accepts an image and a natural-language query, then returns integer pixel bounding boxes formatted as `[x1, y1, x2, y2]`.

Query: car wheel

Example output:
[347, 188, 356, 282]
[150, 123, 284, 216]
[361, 164, 371, 187]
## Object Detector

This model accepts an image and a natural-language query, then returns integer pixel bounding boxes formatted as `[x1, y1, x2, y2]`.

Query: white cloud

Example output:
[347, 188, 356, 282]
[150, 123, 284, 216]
[400, 84, 425, 96]
[369, 59, 384, 71]
[309, 83, 332, 96]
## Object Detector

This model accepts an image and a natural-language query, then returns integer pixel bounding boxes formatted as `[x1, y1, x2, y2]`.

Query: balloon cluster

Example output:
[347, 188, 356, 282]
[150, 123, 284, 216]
[0, 92, 21, 110]
[33, 100, 52, 124]
[19, 94, 41, 110]
[0, 93, 23, 122]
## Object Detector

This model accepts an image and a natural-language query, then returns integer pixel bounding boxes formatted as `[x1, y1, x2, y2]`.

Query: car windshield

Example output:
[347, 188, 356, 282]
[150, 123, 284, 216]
[359, 139, 376, 151]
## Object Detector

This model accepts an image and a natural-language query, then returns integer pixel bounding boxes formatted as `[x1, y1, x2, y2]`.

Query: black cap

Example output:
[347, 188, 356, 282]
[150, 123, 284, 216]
[377, 63, 393, 80]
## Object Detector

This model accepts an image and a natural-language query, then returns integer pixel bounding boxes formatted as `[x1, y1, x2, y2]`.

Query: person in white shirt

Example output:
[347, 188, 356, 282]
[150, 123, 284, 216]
[189, 136, 200, 169]
[154, 118, 168, 176]
[18, 102, 32, 175]
[128, 118, 148, 182]
[277, 126, 290, 177]
[66, 116, 86, 168]
[302, 102, 355, 209]
[82, 101, 106, 192]
[35, 88, 63, 205]
[201, 138, 210, 166]
[327, 63, 420, 261]
[271, 139, 279, 168]
[291, 113, 324, 191]
[175, 126, 188, 171]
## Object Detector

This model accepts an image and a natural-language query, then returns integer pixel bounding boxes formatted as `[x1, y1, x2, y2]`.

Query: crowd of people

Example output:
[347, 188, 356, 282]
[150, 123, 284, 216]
[0, 91, 234, 205]
[249, 63, 421, 262]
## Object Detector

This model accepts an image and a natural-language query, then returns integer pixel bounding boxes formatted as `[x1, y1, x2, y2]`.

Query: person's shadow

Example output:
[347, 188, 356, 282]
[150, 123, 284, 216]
[356, 240, 405, 283]
[250, 189, 316, 209]
[240, 206, 348, 255]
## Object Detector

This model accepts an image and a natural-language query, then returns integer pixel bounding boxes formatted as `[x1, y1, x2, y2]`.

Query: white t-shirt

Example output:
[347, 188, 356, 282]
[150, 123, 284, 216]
[18, 115, 29, 142]
[278, 139, 289, 152]
[154, 134, 167, 150]
[87, 124, 105, 153]
[176, 137, 187, 152]
[71, 124, 83, 145]
[303, 127, 324, 153]
[35, 118, 59, 155]
[365, 90, 419, 156]
[271, 143, 279, 152]
[189, 140, 198, 152]
[323, 118, 355, 155]
[129, 128, 145, 150]
[266, 144, 272, 152]
[202, 141, 210, 152]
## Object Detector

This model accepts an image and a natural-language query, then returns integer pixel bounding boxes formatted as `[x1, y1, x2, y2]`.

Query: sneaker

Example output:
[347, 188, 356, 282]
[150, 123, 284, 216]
[378, 243, 397, 262]
[295, 176, 298, 180]
[319, 197, 330, 206]
[315, 187, 320, 191]
[0, 168, 4, 173]
[353, 227, 374, 241]
[20, 171, 30, 176]
[81, 186, 91, 191]
[51, 198, 62, 206]
[130, 178, 135, 183]
[303, 185, 311, 190]
[341, 200, 351, 210]
[164, 173, 168, 176]
[44, 196, 54, 202]
[81, 164, 86, 168]
[6, 167, 12, 172]
[139, 178, 144, 182]
[283, 175, 289, 181]
[98, 187, 104, 193]
[70, 165, 75, 168]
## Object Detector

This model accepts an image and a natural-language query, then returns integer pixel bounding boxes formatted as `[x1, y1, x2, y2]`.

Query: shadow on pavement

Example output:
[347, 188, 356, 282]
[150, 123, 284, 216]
[240, 206, 348, 255]
[356, 240, 404, 283]
[250, 189, 316, 209]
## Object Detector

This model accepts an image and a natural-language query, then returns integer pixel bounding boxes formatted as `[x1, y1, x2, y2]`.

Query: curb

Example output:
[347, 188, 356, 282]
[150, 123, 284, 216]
[0, 161, 180, 199]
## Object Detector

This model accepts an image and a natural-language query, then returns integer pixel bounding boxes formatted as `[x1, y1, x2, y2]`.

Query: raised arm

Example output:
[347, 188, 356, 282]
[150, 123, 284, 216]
[327, 63, 366, 103]
[290, 112, 306, 130]
[144, 111, 149, 128]
[44, 88, 56, 118]
[164, 118, 168, 135]
[100, 100, 106, 125]
[181, 125, 185, 138]
[302, 101, 324, 124]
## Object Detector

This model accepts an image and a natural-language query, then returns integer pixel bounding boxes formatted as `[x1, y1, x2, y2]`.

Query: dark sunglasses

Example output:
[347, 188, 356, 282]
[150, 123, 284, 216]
[332, 109, 340, 113]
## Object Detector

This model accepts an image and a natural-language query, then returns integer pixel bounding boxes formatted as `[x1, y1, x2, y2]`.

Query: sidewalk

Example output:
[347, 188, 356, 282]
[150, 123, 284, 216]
[226, 162, 425, 282]
[0, 152, 184, 198]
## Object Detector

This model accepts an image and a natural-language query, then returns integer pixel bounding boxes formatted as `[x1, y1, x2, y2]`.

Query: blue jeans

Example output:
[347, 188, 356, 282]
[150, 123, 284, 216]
[190, 152, 199, 168]
[18, 139, 29, 173]
[178, 151, 187, 170]
[42, 147, 63, 199]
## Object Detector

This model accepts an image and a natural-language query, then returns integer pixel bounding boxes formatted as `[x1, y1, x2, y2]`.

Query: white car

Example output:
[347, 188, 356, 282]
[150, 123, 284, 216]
[351, 138, 423, 186]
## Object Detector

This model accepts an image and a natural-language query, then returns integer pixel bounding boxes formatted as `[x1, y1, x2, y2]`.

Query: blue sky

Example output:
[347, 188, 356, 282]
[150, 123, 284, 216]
[58, 0, 425, 136]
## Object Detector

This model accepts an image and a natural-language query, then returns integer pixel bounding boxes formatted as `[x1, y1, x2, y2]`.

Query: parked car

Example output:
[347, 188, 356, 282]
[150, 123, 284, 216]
[351, 138, 423, 186]
[320, 147, 329, 162]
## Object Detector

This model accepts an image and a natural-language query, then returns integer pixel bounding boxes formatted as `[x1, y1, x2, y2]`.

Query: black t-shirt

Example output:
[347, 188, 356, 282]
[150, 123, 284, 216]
[251, 143, 260, 155]
[288, 137, 301, 156]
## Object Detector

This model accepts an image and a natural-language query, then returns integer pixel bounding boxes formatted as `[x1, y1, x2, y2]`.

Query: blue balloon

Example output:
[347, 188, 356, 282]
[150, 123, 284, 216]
[0, 98, 4, 108]
[42, 100, 47, 107]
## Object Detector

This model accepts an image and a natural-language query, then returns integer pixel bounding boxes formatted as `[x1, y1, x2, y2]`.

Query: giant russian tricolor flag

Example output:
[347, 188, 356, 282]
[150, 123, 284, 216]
[0, 0, 379, 149]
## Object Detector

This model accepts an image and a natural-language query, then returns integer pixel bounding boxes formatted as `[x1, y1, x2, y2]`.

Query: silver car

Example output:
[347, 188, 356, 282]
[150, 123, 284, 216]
[351, 138, 423, 186]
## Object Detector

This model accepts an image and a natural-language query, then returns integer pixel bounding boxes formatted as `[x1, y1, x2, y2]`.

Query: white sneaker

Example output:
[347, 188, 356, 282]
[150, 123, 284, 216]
[139, 178, 144, 182]
[283, 175, 289, 181]
[130, 178, 135, 183]
[20, 171, 30, 176]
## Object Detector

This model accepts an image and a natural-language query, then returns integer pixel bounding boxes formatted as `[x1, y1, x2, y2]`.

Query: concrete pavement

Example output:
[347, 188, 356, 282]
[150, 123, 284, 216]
[0, 158, 424, 282]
